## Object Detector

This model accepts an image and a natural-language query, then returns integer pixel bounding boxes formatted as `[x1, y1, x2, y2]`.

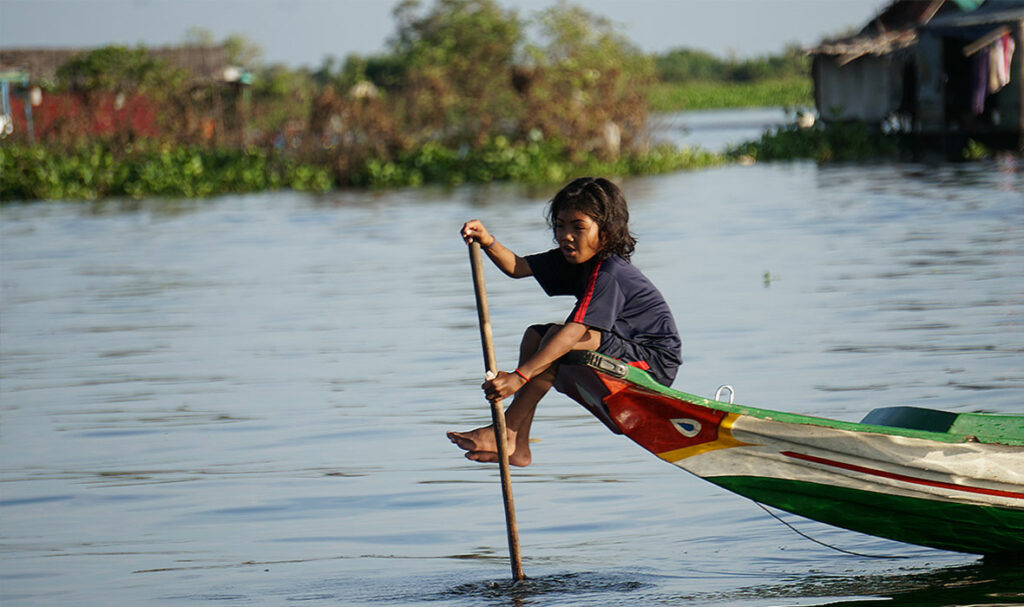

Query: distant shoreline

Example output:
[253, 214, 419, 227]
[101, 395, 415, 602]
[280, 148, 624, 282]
[650, 77, 813, 112]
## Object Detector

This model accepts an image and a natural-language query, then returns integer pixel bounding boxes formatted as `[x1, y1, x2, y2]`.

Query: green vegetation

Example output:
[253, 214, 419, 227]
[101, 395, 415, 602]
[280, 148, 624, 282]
[655, 45, 809, 83]
[351, 136, 723, 188]
[961, 139, 994, 160]
[650, 78, 812, 111]
[57, 46, 187, 93]
[726, 121, 907, 163]
[303, 0, 657, 167]
[650, 44, 812, 111]
[9, 0, 712, 201]
[2, 1, 917, 203]
[1, 136, 722, 200]
[650, 40, 910, 162]
[0, 143, 332, 201]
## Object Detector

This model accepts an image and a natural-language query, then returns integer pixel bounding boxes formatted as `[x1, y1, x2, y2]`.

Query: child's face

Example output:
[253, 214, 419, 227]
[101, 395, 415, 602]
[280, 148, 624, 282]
[554, 208, 603, 264]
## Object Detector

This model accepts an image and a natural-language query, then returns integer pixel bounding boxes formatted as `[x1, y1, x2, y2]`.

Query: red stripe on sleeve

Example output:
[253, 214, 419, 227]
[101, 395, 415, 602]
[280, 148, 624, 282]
[573, 261, 602, 324]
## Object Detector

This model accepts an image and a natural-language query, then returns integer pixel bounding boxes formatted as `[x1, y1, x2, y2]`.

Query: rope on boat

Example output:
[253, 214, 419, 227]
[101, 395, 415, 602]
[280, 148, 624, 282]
[752, 501, 908, 559]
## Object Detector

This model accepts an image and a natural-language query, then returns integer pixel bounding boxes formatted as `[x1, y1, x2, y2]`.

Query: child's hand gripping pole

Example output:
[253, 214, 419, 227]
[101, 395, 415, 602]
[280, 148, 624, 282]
[468, 240, 526, 581]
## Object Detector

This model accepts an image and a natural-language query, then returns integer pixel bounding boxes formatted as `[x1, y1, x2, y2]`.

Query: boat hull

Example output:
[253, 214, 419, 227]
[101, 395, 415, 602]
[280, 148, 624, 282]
[712, 476, 1024, 555]
[555, 352, 1024, 556]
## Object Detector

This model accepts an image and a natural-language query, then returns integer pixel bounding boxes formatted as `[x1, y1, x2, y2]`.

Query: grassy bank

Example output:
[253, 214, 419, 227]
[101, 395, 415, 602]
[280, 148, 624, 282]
[727, 120, 1009, 162]
[1, 137, 725, 202]
[0, 144, 334, 202]
[650, 77, 813, 112]
[726, 121, 907, 162]
[4, 121, 932, 203]
[350, 136, 724, 188]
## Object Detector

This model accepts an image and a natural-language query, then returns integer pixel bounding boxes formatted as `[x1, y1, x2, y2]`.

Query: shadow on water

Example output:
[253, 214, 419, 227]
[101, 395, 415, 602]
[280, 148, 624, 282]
[700, 560, 1024, 607]
[434, 571, 652, 606]
[421, 560, 1024, 607]
[810, 560, 1024, 607]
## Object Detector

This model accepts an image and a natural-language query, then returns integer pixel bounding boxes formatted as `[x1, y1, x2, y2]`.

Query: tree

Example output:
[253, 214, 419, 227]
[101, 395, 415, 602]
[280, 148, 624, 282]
[387, 0, 524, 143]
[56, 45, 185, 93]
[655, 43, 811, 83]
[655, 47, 725, 82]
[223, 34, 263, 67]
[521, 3, 655, 157]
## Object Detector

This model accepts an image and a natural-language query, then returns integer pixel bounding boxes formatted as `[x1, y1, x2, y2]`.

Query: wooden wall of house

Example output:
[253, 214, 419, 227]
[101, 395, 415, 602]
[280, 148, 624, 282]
[1017, 21, 1024, 137]
[813, 55, 904, 123]
[915, 33, 946, 132]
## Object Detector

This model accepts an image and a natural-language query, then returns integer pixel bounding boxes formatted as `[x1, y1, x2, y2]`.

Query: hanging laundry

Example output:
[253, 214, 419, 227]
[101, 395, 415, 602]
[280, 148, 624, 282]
[1002, 34, 1015, 82]
[988, 33, 1015, 94]
[971, 48, 989, 115]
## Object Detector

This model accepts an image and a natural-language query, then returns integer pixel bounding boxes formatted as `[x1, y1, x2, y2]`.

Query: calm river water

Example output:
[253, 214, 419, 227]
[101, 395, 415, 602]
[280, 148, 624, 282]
[2, 121, 1023, 605]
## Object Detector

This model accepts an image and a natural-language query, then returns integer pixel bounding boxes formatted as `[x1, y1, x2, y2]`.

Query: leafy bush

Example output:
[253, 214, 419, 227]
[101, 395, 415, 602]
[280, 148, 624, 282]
[3, 1, 856, 203]
[315, 1, 655, 160]
[349, 135, 723, 188]
[0, 143, 331, 202]
[57, 46, 187, 94]
[0, 134, 723, 201]
[726, 121, 906, 162]
[655, 48, 724, 82]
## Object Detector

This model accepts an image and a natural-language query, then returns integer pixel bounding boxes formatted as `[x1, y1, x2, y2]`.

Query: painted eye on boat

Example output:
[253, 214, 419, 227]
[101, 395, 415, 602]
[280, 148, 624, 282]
[671, 418, 701, 438]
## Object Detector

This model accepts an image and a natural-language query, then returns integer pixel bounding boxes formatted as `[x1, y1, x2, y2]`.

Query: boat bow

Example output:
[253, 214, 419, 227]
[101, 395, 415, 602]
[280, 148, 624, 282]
[555, 351, 1024, 556]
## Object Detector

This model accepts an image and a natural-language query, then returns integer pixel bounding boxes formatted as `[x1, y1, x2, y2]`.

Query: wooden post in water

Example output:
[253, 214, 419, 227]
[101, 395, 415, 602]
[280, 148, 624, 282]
[468, 241, 526, 581]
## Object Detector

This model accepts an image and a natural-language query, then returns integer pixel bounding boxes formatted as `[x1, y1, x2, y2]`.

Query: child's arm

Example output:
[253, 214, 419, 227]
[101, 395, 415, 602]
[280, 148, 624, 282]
[461, 220, 532, 278]
[517, 322, 589, 379]
[483, 322, 594, 402]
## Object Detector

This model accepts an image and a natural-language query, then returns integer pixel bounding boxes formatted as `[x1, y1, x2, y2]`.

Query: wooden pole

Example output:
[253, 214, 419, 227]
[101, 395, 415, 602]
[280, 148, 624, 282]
[468, 241, 526, 581]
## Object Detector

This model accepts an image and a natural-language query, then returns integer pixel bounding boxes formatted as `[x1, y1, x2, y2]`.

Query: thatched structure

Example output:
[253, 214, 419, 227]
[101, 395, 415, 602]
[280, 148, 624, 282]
[809, 0, 1024, 150]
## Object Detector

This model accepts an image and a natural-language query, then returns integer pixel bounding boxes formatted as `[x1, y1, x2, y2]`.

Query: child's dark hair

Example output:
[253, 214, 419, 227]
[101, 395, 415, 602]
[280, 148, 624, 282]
[547, 177, 636, 261]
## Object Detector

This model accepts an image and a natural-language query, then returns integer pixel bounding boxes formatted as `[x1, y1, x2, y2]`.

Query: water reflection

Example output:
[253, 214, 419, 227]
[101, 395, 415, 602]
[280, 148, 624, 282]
[811, 561, 1024, 607]
[442, 571, 650, 605]
[654, 108, 790, 152]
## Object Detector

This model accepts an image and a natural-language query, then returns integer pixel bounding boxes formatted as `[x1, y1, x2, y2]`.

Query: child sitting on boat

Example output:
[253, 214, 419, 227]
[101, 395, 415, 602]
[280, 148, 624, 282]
[448, 177, 682, 466]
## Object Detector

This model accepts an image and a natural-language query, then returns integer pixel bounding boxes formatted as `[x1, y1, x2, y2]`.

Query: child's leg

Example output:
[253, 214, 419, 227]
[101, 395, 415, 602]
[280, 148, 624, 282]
[447, 324, 599, 467]
[447, 324, 548, 466]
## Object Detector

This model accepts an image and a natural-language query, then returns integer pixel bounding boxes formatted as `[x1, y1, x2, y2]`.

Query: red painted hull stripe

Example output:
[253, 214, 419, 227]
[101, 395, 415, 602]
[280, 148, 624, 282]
[780, 450, 1024, 500]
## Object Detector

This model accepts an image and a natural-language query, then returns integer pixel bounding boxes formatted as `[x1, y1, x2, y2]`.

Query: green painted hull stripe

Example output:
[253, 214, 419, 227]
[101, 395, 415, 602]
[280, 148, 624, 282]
[710, 475, 1024, 555]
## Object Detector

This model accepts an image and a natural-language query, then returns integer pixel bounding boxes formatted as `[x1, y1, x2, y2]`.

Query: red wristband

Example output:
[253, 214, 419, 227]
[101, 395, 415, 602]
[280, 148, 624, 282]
[513, 368, 529, 382]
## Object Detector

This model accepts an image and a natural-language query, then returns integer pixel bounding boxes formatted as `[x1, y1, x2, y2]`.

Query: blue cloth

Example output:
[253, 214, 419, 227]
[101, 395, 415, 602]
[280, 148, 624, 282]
[526, 249, 682, 386]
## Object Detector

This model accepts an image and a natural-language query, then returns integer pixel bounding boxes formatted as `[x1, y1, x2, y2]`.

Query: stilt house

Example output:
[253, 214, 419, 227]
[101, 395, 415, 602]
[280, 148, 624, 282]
[810, 0, 1024, 151]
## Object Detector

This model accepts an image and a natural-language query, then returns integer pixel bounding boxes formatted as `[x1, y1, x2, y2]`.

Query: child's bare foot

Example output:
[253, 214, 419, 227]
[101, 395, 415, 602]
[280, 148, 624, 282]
[466, 447, 532, 467]
[447, 426, 531, 467]
[447, 426, 504, 453]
